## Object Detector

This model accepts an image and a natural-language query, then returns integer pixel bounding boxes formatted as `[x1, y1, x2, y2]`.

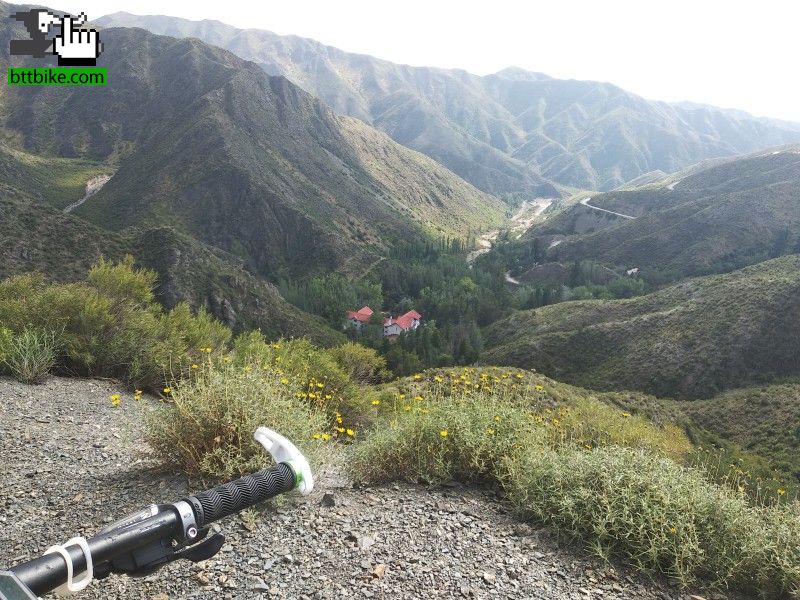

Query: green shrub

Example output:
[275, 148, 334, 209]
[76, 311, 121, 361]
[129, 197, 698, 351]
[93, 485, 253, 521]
[550, 397, 692, 462]
[3, 328, 58, 384]
[0, 327, 11, 365]
[232, 333, 353, 412]
[0, 258, 231, 388]
[350, 368, 800, 596]
[147, 360, 327, 478]
[502, 445, 800, 598]
[328, 342, 391, 384]
[350, 385, 541, 484]
[352, 367, 694, 484]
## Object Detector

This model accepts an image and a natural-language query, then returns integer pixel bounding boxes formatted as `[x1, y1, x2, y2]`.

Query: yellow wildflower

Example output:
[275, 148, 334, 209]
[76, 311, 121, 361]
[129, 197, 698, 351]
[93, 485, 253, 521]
[281, 378, 289, 385]
[321, 433, 331, 441]
[372, 399, 381, 406]
[346, 429, 355, 437]
[110, 394, 121, 407]
[312, 433, 321, 440]
[439, 430, 449, 438]
[413, 374, 422, 380]
[163, 387, 171, 394]
[778, 488, 787, 496]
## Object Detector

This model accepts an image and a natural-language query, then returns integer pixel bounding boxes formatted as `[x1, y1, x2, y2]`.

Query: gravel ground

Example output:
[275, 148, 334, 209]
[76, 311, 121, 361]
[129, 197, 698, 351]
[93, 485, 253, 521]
[0, 376, 720, 600]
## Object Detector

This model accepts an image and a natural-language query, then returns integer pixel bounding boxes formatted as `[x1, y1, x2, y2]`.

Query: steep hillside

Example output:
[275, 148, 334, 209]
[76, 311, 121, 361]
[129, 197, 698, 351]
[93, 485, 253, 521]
[96, 12, 800, 193]
[0, 144, 108, 210]
[483, 256, 800, 399]
[130, 228, 346, 345]
[0, 157, 344, 346]
[514, 148, 800, 283]
[681, 384, 800, 477]
[1, 13, 505, 281]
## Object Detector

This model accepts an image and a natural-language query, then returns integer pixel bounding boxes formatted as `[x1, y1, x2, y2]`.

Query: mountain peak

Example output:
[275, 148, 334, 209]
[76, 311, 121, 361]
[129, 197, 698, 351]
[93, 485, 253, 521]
[491, 66, 552, 81]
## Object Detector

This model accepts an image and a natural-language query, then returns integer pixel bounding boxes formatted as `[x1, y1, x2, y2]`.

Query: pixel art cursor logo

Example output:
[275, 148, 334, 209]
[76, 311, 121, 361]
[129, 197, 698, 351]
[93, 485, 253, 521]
[10, 9, 103, 66]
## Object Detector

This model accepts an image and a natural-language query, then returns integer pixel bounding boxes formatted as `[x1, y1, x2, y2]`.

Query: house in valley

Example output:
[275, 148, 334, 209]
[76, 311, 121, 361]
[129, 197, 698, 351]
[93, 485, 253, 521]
[383, 309, 422, 340]
[344, 305, 374, 331]
[344, 306, 423, 340]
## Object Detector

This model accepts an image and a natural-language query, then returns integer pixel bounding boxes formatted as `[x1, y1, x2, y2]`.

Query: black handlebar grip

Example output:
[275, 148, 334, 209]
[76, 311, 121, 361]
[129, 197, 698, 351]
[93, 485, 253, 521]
[187, 462, 296, 528]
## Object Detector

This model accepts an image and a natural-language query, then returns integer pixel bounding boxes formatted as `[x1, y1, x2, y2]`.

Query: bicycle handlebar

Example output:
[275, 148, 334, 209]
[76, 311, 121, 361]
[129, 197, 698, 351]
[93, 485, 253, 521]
[9, 462, 299, 597]
[188, 462, 297, 527]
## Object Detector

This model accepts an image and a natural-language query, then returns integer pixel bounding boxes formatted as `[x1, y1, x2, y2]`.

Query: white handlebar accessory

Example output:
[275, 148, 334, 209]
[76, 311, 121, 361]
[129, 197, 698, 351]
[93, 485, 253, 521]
[254, 427, 314, 495]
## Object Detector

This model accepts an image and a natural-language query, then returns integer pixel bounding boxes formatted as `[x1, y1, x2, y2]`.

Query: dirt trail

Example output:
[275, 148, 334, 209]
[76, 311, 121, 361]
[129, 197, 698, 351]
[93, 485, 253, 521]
[579, 197, 635, 220]
[63, 174, 112, 213]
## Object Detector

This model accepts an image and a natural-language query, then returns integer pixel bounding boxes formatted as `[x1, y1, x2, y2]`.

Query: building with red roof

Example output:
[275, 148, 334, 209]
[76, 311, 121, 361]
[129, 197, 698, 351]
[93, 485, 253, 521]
[345, 306, 422, 339]
[344, 305, 374, 330]
[383, 310, 422, 340]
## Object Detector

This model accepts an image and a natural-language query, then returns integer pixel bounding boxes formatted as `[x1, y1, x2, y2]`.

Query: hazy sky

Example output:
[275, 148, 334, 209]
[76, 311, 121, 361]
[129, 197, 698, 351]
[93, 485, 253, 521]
[61, 0, 799, 122]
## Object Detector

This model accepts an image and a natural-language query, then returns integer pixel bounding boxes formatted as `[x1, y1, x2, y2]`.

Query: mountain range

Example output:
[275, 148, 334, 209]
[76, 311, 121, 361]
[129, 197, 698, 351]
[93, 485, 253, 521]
[512, 148, 800, 284]
[95, 12, 800, 194]
[1, 17, 505, 279]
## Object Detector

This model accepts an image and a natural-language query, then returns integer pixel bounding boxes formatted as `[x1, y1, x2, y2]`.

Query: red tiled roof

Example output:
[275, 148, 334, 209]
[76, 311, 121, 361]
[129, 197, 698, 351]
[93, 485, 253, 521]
[395, 314, 415, 329]
[383, 313, 419, 331]
[346, 305, 374, 323]
[402, 310, 421, 320]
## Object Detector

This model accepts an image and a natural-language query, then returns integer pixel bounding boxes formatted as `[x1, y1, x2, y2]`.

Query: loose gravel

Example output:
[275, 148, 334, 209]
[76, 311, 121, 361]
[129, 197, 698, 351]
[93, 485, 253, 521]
[0, 376, 723, 599]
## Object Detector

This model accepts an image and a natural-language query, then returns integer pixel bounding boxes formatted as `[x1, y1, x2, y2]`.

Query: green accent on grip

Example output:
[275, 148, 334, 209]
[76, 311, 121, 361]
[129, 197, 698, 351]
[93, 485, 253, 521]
[285, 460, 303, 488]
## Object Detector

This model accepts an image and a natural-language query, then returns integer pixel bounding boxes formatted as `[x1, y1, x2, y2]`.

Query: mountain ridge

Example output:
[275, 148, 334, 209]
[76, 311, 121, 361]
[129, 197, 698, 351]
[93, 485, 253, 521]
[0, 13, 506, 282]
[96, 11, 800, 194]
[512, 147, 800, 284]
[483, 255, 800, 399]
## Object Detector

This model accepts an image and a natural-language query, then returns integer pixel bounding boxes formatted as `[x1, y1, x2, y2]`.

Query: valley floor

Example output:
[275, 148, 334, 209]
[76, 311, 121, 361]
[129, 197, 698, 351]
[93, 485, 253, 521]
[467, 198, 554, 265]
[1, 377, 712, 600]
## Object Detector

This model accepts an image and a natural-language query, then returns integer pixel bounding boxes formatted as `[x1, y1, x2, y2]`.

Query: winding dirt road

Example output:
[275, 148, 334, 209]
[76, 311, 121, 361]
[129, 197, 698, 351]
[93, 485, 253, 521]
[579, 197, 635, 220]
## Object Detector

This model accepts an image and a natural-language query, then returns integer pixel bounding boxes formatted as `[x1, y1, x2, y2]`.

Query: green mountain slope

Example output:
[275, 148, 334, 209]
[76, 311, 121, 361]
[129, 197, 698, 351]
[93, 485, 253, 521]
[680, 384, 800, 477]
[0, 150, 344, 346]
[514, 148, 800, 283]
[96, 12, 800, 193]
[1, 15, 505, 281]
[482, 256, 800, 399]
